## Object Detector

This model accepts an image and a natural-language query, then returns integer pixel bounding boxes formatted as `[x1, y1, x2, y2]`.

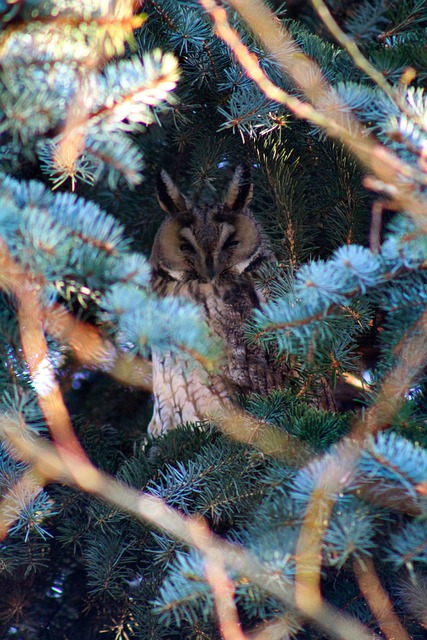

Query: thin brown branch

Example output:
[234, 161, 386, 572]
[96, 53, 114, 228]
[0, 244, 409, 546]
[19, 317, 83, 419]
[0, 467, 43, 541]
[189, 518, 249, 640]
[361, 308, 427, 436]
[0, 242, 152, 391]
[200, 0, 427, 229]
[16, 280, 87, 459]
[252, 310, 327, 341]
[353, 556, 412, 640]
[143, 0, 178, 31]
[369, 200, 385, 253]
[293, 309, 427, 625]
[45, 303, 152, 390]
[294, 445, 359, 615]
[0, 419, 379, 640]
[247, 614, 302, 640]
[309, 0, 395, 100]
[214, 407, 313, 466]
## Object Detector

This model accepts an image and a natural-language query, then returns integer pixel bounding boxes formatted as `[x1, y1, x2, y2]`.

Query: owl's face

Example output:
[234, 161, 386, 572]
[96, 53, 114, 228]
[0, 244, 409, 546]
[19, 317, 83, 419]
[151, 166, 271, 283]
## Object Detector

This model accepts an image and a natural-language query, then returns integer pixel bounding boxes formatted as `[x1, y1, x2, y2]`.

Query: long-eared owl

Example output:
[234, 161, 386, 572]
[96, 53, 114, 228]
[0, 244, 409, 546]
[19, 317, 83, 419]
[148, 166, 331, 436]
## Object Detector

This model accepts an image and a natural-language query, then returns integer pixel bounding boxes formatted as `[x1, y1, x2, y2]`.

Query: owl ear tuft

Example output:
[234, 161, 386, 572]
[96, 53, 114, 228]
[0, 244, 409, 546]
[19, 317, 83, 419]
[224, 164, 253, 212]
[156, 170, 189, 214]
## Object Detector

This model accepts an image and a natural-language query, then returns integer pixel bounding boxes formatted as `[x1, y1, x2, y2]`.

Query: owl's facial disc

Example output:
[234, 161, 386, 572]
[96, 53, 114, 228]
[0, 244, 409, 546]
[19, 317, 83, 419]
[154, 198, 267, 284]
[178, 221, 240, 281]
[172, 212, 262, 282]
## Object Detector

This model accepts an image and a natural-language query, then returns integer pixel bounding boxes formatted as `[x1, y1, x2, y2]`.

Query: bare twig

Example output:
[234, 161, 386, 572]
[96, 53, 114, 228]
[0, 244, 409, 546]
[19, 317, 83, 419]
[200, 0, 427, 229]
[294, 445, 359, 615]
[45, 302, 152, 390]
[361, 308, 427, 436]
[215, 407, 313, 466]
[189, 517, 249, 640]
[369, 200, 385, 253]
[247, 613, 302, 640]
[309, 0, 395, 100]
[0, 417, 379, 640]
[0, 466, 44, 541]
[353, 556, 412, 640]
[16, 280, 87, 458]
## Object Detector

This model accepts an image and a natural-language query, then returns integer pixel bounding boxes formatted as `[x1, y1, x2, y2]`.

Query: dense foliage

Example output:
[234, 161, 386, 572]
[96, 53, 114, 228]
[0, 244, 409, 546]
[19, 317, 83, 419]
[0, 1, 427, 638]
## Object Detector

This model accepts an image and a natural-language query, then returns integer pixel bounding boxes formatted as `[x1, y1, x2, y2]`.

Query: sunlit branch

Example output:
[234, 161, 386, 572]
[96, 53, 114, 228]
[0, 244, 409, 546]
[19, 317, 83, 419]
[46, 303, 152, 390]
[248, 614, 302, 640]
[189, 518, 249, 640]
[361, 308, 427, 436]
[294, 446, 359, 615]
[0, 245, 152, 392]
[353, 556, 411, 640]
[0, 467, 44, 541]
[214, 406, 313, 466]
[0, 419, 380, 640]
[201, 0, 427, 230]
[309, 0, 396, 100]
[16, 280, 87, 460]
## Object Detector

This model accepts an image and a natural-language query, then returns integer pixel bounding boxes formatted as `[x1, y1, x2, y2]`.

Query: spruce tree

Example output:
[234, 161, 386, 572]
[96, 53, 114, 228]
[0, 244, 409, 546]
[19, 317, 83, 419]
[0, 1, 427, 639]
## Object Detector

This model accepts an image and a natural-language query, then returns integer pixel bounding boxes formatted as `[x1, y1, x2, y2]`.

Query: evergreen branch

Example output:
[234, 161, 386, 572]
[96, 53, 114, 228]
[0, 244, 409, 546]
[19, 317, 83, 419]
[294, 445, 359, 616]
[397, 574, 427, 629]
[353, 556, 411, 640]
[0, 467, 43, 541]
[378, 0, 427, 42]
[14, 276, 89, 461]
[249, 265, 374, 356]
[214, 408, 313, 467]
[41, 51, 179, 189]
[0, 246, 86, 461]
[0, 246, 147, 487]
[362, 308, 427, 435]
[323, 498, 378, 568]
[249, 240, 427, 364]
[0, 233, 153, 390]
[143, 0, 221, 80]
[84, 133, 145, 189]
[251, 309, 327, 343]
[201, 0, 427, 229]
[310, 0, 395, 100]
[103, 287, 221, 365]
[85, 530, 139, 597]
[361, 432, 427, 492]
[387, 520, 427, 567]
[201, 0, 356, 137]
[0, 173, 134, 285]
[143, 0, 179, 31]
[38, 138, 96, 191]
[92, 53, 180, 127]
[0, 478, 55, 543]
[189, 518, 249, 640]
[291, 340, 427, 620]
[248, 614, 303, 640]
[0, 420, 380, 640]
[0, 1, 145, 66]
[342, 0, 389, 43]
[45, 303, 152, 391]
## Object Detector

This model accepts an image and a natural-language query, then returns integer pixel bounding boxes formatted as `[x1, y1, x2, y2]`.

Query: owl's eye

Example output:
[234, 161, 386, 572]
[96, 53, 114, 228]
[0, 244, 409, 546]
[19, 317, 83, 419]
[222, 234, 239, 251]
[180, 240, 196, 253]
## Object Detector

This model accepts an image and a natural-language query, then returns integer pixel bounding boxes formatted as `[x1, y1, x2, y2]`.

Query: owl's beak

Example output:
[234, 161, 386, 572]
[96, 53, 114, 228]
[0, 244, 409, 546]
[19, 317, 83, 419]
[206, 255, 216, 280]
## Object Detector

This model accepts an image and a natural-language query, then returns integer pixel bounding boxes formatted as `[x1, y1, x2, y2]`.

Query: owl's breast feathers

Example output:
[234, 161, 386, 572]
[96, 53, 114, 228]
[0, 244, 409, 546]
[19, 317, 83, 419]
[148, 275, 276, 436]
[155, 274, 292, 397]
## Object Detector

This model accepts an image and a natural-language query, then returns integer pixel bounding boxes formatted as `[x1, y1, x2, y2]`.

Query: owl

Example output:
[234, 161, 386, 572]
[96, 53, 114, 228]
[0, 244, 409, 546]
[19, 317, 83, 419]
[148, 166, 332, 436]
